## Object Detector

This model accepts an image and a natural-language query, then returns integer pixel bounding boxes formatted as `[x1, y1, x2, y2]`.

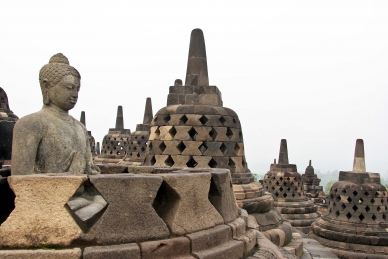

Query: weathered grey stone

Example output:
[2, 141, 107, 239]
[11, 53, 100, 175]
[140, 237, 195, 259]
[154, 173, 223, 235]
[78, 174, 169, 244]
[0, 174, 87, 247]
[0, 248, 82, 259]
[96, 164, 128, 174]
[83, 244, 140, 259]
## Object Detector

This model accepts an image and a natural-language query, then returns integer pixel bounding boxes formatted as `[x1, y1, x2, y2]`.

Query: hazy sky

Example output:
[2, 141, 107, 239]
[1, 1, 387, 177]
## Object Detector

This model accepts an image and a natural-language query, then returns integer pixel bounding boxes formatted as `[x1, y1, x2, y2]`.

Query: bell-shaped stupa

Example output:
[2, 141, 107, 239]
[263, 139, 320, 233]
[80, 111, 97, 157]
[120, 98, 153, 165]
[312, 139, 388, 258]
[94, 106, 131, 164]
[0, 87, 18, 163]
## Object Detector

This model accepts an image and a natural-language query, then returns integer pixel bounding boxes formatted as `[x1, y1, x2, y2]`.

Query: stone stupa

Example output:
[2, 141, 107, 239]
[263, 139, 320, 233]
[142, 29, 300, 254]
[80, 111, 97, 157]
[311, 139, 388, 259]
[0, 87, 18, 164]
[94, 106, 131, 164]
[302, 160, 327, 214]
[120, 97, 153, 166]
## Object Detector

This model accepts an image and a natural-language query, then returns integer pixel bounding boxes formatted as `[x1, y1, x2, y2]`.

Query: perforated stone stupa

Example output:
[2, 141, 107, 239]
[0, 87, 18, 163]
[80, 111, 97, 157]
[302, 160, 323, 199]
[94, 106, 131, 164]
[120, 98, 153, 166]
[311, 139, 388, 259]
[263, 139, 319, 233]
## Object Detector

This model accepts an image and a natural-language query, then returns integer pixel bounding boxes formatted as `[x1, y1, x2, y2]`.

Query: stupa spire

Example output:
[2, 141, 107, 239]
[143, 98, 153, 125]
[353, 139, 366, 173]
[185, 28, 209, 86]
[80, 111, 86, 126]
[115, 106, 124, 130]
[278, 139, 289, 164]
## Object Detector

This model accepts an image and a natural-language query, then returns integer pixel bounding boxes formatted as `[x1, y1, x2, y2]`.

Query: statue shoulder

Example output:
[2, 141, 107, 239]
[15, 111, 46, 130]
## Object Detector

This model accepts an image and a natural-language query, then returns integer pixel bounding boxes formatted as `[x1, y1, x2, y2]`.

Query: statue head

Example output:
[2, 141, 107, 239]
[39, 53, 81, 111]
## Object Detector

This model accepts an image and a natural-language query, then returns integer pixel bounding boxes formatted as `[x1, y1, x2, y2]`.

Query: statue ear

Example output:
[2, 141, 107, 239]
[42, 79, 50, 90]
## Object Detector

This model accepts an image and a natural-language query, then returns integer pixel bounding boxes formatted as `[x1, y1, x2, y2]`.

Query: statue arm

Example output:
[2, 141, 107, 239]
[11, 116, 43, 175]
[83, 128, 100, 175]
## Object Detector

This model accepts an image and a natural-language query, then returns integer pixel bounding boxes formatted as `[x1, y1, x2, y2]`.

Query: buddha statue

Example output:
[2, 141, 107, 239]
[11, 53, 100, 175]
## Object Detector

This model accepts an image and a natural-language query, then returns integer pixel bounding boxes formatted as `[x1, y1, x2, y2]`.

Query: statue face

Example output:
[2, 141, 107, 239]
[48, 74, 80, 111]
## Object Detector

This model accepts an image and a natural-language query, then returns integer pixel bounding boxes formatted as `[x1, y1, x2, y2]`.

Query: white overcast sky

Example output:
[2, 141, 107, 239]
[1, 1, 388, 177]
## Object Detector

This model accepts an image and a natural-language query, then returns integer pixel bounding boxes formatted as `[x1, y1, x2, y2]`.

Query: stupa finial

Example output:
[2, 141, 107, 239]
[115, 106, 124, 130]
[185, 28, 209, 87]
[80, 111, 86, 126]
[353, 139, 366, 173]
[309, 160, 312, 166]
[143, 98, 153, 125]
[278, 139, 289, 164]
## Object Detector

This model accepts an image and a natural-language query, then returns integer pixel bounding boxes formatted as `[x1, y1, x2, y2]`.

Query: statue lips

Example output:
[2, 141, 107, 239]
[69, 98, 77, 105]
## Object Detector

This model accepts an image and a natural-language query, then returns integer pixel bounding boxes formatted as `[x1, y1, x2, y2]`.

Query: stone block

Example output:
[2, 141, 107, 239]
[172, 126, 193, 140]
[208, 170, 239, 223]
[187, 225, 244, 259]
[185, 94, 222, 106]
[0, 248, 82, 259]
[181, 141, 203, 156]
[79, 174, 169, 244]
[83, 244, 140, 259]
[154, 173, 223, 235]
[163, 140, 182, 155]
[203, 142, 223, 156]
[140, 237, 195, 259]
[97, 164, 128, 174]
[192, 126, 213, 141]
[192, 156, 212, 168]
[0, 174, 87, 248]
[170, 155, 191, 167]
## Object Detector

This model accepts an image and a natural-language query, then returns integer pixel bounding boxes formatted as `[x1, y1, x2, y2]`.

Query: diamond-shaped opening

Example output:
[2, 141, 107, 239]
[359, 214, 365, 221]
[65, 180, 108, 233]
[335, 211, 340, 217]
[165, 156, 174, 166]
[226, 128, 233, 139]
[163, 115, 171, 123]
[153, 180, 180, 222]
[364, 191, 369, 196]
[180, 115, 188, 125]
[342, 203, 346, 209]
[208, 158, 218, 168]
[333, 202, 336, 207]
[136, 153, 140, 158]
[176, 142, 186, 153]
[347, 197, 352, 203]
[155, 127, 161, 137]
[239, 131, 243, 140]
[287, 187, 291, 191]
[137, 141, 141, 145]
[359, 198, 363, 204]
[219, 143, 227, 154]
[133, 147, 137, 151]
[279, 187, 284, 192]
[169, 127, 177, 138]
[375, 192, 379, 197]
[342, 189, 347, 194]
[336, 196, 341, 202]
[141, 136, 145, 140]
[150, 155, 156, 166]
[186, 157, 197, 167]
[371, 198, 375, 204]
[219, 116, 226, 125]
[275, 192, 279, 197]
[141, 147, 145, 152]
[272, 186, 275, 191]
[199, 115, 208, 125]
[0, 179, 15, 225]
[116, 151, 121, 155]
[148, 142, 153, 151]
[209, 128, 218, 141]
[228, 158, 236, 169]
[280, 177, 283, 181]
[208, 176, 222, 214]
[159, 142, 166, 152]
[232, 117, 237, 124]
[372, 214, 377, 221]
[283, 193, 287, 198]
[188, 127, 198, 140]
[276, 181, 280, 186]
[234, 143, 240, 155]
[365, 205, 370, 212]
[352, 205, 358, 211]
[383, 214, 386, 220]
[346, 212, 352, 219]
[199, 143, 207, 154]
[353, 191, 358, 196]
[377, 206, 381, 212]
[292, 193, 295, 197]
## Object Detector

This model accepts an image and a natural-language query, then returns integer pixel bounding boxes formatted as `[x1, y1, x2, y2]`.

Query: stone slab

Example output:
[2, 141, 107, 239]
[0, 174, 87, 248]
[140, 237, 195, 259]
[83, 243, 140, 259]
[79, 174, 169, 244]
[155, 173, 223, 235]
[0, 248, 82, 259]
